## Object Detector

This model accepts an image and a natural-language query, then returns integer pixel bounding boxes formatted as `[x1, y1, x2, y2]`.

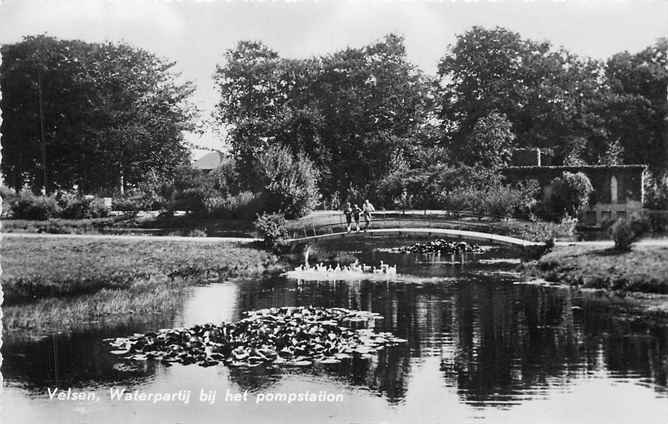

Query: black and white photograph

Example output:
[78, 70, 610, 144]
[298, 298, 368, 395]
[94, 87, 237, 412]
[1, 0, 667, 423]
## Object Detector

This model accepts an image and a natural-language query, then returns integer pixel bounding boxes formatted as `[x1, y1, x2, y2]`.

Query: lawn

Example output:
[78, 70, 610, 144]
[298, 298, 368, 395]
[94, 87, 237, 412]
[530, 245, 668, 294]
[1, 236, 283, 333]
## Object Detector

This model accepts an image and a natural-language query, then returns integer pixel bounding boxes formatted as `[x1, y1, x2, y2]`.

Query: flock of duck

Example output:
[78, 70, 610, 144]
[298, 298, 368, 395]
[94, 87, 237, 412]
[106, 306, 407, 368]
[293, 259, 397, 275]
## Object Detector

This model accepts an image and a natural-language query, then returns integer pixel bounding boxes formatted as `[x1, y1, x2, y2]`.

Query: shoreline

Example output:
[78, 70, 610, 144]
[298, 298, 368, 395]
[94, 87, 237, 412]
[523, 244, 668, 314]
[1, 236, 285, 335]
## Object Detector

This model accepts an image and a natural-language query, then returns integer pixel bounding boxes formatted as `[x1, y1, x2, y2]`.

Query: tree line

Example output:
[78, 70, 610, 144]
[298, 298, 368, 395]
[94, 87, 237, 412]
[1, 28, 667, 212]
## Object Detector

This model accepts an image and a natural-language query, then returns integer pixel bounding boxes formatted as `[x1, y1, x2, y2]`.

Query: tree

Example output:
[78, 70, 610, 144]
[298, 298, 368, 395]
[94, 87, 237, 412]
[605, 38, 668, 174]
[0, 35, 196, 194]
[254, 144, 320, 218]
[541, 171, 593, 220]
[437, 26, 609, 163]
[451, 111, 515, 168]
[214, 34, 434, 198]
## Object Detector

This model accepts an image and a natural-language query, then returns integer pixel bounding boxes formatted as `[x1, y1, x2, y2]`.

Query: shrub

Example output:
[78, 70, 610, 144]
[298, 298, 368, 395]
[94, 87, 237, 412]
[610, 215, 649, 251]
[186, 229, 207, 237]
[113, 191, 168, 212]
[437, 180, 539, 218]
[254, 212, 288, 248]
[205, 191, 265, 220]
[8, 190, 61, 220]
[170, 187, 210, 214]
[643, 171, 668, 209]
[255, 145, 320, 219]
[1, 185, 16, 216]
[540, 171, 593, 221]
[377, 164, 503, 210]
[56, 192, 109, 219]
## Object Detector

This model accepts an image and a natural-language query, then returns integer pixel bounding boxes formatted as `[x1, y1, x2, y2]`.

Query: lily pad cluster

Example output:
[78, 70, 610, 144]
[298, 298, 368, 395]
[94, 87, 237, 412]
[398, 239, 482, 255]
[106, 306, 407, 368]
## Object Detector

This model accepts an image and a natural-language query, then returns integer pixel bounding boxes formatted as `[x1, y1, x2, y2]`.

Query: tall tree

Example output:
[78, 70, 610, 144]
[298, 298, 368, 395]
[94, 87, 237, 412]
[1, 35, 196, 193]
[437, 26, 609, 163]
[214, 34, 433, 198]
[452, 111, 516, 168]
[605, 38, 668, 173]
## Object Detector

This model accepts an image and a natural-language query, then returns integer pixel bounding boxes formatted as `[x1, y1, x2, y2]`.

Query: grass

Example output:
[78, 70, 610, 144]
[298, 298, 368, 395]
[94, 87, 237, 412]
[1, 213, 257, 237]
[1, 236, 283, 334]
[1, 215, 134, 234]
[2, 275, 189, 334]
[1, 236, 280, 304]
[529, 245, 668, 294]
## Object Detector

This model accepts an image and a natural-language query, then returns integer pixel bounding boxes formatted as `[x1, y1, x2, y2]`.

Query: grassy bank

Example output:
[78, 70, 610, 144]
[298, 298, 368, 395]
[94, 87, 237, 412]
[528, 245, 668, 294]
[1, 236, 283, 333]
[1, 214, 257, 237]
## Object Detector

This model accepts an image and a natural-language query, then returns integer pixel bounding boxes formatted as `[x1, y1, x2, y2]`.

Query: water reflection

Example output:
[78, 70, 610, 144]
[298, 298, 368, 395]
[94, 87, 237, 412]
[2, 247, 668, 423]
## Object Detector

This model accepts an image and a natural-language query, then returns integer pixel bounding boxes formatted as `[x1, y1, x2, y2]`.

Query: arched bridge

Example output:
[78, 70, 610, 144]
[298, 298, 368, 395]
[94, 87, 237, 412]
[284, 227, 544, 249]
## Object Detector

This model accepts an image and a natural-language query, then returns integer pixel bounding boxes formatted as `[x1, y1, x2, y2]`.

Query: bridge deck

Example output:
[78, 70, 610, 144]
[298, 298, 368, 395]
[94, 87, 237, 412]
[285, 227, 544, 248]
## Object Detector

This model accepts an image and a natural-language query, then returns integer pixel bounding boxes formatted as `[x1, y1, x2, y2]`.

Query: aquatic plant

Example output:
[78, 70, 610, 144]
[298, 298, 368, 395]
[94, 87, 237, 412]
[398, 239, 482, 255]
[106, 306, 407, 368]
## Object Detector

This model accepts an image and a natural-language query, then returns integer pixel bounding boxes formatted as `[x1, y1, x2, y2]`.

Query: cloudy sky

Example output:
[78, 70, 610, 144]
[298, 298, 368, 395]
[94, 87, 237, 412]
[1, 0, 666, 155]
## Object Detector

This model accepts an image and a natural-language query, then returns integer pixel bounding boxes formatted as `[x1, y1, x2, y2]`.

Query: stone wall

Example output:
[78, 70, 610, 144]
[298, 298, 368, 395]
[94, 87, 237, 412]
[501, 165, 646, 225]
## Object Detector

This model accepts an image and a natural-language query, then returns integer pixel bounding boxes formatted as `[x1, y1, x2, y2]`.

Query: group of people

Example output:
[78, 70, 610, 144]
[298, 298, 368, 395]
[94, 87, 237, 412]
[343, 200, 375, 233]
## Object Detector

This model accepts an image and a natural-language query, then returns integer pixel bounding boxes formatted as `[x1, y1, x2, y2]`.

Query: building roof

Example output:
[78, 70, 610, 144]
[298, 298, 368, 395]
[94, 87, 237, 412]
[192, 151, 225, 170]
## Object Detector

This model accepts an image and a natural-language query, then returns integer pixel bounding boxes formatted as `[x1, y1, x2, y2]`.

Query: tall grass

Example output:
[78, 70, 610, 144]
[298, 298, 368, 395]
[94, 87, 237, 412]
[2, 275, 190, 333]
[1, 237, 281, 305]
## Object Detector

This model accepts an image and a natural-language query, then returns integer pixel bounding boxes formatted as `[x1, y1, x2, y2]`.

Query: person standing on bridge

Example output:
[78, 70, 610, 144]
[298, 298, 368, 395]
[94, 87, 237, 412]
[362, 199, 375, 231]
[344, 202, 354, 233]
[352, 204, 362, 232]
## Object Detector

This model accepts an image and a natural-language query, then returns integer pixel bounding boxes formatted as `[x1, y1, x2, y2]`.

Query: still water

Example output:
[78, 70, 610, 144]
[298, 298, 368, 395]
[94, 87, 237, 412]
[2, 245, 668, 424]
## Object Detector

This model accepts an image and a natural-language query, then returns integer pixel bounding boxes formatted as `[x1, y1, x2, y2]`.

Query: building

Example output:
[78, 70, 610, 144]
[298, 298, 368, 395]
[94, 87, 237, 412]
[192, 151, 226, 173]
[502, 149, 646, 225]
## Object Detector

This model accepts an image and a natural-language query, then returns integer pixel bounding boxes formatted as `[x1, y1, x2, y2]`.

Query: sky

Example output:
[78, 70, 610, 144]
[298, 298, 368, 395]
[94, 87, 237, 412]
[1, 0, 667, 157]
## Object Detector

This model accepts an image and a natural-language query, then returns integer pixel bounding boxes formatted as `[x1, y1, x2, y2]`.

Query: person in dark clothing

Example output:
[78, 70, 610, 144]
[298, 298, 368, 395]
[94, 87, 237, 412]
[343, 202, 353, 233]
[352, 204, 362, 232]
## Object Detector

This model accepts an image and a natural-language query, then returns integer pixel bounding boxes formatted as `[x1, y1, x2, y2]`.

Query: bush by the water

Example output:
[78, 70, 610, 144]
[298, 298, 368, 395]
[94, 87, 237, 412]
[113, 191, 168, 212]
[255, 212, 288, 247]
[7, 190, 61, 220]
[6, 190, 112, 220]
[56, 192, 109, 219]
[205, 191, 265, 220]
[377, 164, 539, 218]
[539, 171, 593, 221]
[255, 145, 320, 219]
[438, 180, 539, 218]
[610, 215, 649, 251]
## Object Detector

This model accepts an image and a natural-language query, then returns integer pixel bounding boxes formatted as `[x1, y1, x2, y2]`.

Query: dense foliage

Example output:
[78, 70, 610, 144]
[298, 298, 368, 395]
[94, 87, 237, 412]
[610, 215, 650, 251]
[376, 164, 540, 218]
[5, 189, 109, 220]
[539, 172, 594, 221]
[254, 212, 288, 248]
[0, 35, 196, 194]
[214, 34, 435, 198]
[2, 28, 667, 221]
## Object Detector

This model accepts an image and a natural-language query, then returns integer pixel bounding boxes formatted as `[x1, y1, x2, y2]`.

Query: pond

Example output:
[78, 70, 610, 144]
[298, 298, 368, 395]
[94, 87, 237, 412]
[2, 244, 668, 423]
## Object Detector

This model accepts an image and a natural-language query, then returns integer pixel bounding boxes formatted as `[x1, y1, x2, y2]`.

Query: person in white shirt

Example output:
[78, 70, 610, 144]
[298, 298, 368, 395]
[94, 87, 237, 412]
[362, 199, 375, 231]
